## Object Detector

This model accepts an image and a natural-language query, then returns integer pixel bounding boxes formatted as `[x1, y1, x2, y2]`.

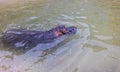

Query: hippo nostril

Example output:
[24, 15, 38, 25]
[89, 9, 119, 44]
[69, 30, 72, 32]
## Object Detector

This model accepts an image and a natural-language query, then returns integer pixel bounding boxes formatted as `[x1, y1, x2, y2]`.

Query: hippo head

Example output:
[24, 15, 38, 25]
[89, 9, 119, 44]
[35, 26, 77, 51]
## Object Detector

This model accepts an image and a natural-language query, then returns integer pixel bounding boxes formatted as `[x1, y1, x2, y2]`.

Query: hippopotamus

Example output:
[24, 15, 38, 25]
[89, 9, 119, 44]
[1, 25, 77, 51]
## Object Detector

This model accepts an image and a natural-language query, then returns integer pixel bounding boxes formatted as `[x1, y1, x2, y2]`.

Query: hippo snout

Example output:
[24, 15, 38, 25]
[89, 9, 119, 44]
[66, 26, 77, 35]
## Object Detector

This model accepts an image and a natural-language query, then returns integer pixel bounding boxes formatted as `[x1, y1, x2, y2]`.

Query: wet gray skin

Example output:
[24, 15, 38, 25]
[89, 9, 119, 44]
[1, 26, 77, 52]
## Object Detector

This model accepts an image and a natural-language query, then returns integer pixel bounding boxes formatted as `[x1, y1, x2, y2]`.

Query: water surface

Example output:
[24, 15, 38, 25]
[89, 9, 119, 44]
[0, 0, 120, 72]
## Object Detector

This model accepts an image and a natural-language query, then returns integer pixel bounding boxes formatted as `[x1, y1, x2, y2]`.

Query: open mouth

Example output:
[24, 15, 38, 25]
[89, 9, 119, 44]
[55, 26, 77, 36]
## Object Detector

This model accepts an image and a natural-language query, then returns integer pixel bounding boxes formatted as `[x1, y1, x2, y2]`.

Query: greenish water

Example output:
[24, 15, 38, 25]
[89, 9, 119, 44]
[0, 0, 120, 72]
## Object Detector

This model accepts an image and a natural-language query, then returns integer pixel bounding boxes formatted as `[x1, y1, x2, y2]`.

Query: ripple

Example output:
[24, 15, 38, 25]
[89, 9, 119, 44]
[75, 16, 87, 19]
[61, 14, 74, 20]
[94, 35, 113, 40]
[26, 16, 38, 21]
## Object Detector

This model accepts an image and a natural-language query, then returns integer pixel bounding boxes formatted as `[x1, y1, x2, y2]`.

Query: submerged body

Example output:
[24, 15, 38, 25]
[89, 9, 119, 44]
[1, 25, 77, 50]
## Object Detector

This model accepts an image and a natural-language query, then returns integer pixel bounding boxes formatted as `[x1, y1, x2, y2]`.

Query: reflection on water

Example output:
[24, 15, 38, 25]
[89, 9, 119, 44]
[0, 0, 120, 72]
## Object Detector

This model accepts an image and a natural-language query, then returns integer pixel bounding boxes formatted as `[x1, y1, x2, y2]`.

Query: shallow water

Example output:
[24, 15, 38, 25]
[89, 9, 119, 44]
[0, 0, 120, 72]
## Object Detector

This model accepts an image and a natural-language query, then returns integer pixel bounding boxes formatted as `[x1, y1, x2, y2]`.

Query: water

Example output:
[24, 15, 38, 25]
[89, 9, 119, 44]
[0, 0, 120, 72]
